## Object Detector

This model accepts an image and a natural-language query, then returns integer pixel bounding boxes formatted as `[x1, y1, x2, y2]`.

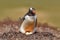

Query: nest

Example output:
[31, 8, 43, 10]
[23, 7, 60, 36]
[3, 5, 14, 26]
[0, 17, 60, 40]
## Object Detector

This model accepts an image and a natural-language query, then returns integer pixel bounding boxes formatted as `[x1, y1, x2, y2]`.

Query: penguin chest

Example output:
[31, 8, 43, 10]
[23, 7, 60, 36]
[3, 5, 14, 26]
[24, 21, 35, 32]
[24, 15, 36, 32]
[25, 15, 36, 22]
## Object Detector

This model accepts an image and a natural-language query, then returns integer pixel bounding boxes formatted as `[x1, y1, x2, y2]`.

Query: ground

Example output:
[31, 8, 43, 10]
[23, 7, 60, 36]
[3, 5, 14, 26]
[0, 18, 60, 40]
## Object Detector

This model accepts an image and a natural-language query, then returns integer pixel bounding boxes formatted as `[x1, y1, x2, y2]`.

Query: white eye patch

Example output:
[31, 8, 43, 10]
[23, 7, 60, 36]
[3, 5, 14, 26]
[30, 8, 33, 10]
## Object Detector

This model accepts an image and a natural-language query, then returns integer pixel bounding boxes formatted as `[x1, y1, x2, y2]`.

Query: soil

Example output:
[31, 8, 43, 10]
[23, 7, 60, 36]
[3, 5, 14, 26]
[0, 17, 60, 40]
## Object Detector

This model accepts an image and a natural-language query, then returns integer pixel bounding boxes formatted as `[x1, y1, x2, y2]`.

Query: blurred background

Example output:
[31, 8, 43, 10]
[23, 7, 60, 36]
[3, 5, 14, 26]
[0, 0, 60, 28]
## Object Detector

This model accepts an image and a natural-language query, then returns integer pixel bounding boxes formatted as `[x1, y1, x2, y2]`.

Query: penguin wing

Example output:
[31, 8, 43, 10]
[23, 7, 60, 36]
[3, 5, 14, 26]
[34, 16, 37, 27]
[22, 13, 28, 21]
[35, 18, 37, 27]
[22, 13, 29, 21]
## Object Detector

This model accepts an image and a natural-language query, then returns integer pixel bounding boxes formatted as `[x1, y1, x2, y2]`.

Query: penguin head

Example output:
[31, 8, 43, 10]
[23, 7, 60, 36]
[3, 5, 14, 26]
[29, 8, 36, 14]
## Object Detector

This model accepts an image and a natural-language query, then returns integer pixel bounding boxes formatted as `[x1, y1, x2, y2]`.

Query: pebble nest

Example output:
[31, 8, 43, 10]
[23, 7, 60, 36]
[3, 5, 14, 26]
[0, 32, 60, 40]
[0, 18, 60, 40]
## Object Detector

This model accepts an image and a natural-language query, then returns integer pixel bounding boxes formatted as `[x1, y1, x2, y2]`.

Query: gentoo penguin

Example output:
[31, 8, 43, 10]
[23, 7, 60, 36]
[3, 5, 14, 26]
[19, 8, 37, 35]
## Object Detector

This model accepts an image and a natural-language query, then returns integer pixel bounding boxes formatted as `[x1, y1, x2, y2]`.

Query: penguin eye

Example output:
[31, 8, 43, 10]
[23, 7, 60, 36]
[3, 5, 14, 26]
[29, 8, 35, 10]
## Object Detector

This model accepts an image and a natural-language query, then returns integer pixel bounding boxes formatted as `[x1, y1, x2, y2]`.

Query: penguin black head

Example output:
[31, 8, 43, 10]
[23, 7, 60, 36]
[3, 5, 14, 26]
[29, 8, 36, 14]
